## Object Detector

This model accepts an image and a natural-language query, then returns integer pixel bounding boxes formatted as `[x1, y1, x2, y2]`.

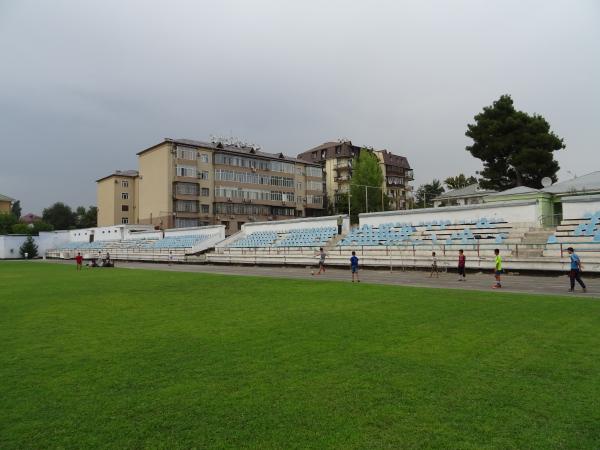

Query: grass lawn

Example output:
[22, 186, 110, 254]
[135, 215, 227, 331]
[1, 261, 600, 449]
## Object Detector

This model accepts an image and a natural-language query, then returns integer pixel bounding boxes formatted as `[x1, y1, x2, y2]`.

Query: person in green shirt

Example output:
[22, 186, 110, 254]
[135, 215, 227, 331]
[492, 248, 503, 289]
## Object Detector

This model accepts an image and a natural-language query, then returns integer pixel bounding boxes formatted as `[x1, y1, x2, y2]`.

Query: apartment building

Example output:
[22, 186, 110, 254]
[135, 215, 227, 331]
[96, 170, 139, 226]
[0, 193, 14, 213]
[296, 140, 413, 210]
[97, 138, 325, 234]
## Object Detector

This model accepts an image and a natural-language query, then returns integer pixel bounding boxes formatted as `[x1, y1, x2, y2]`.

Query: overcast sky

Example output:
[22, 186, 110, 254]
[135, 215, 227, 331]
[1, 0, 599, 214]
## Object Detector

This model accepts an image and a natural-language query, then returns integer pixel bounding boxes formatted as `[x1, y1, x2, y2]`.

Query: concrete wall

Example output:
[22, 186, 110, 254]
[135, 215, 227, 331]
[0, 235, 30, 258]
[561, 195, 600, 219]
[239, 215, 350, 233]
[164, 225, 225, 238]
[359, 201, 539, 226]
[38, 231, 70, 255]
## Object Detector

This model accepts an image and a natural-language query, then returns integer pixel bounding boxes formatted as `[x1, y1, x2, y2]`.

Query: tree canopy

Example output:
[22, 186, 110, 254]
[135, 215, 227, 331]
[42, 202, 76, 230]
[444, 174, 478, 190]
[11, 200, 21, 219]
[349, 150, 386, 221]
[466, 94, 565, 190]
[414, 179, 444, 209]
[19, 235, 38, 259]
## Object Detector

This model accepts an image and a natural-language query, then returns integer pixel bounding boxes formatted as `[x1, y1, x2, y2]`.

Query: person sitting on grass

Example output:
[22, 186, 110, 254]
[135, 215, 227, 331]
[350, 251, 360, 283]
[492, 248, 503, 289]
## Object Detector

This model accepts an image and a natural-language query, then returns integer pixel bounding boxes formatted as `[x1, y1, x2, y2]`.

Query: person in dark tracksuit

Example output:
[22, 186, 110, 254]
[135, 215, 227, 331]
[567, 247, 587, 293]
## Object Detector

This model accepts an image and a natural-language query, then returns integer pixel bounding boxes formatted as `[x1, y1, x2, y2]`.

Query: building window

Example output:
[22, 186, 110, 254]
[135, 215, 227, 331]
[307, 181, 323, 191]
[121, 193, 129, 200]
[306, 166, 323, 178]
[201, 187, 210, 196]
[121, 217, 129, 224]
[175, 218, 199, 228]
[201, 204, 210, 214]
[198, 170, 209, 180]
[121, 180, 129, 188]
[176, 182, 199, 196]
[121, 205, 129, 211]
[176, 165, 197, 178]
[296, 182, 302, 190]
[176, 146, 197, 160]
[199, 154, 209, 163]
[175, 200, 199, 212]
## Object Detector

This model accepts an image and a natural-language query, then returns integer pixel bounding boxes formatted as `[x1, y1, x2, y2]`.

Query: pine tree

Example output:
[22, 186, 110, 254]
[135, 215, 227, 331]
[19, 236, 38, 259]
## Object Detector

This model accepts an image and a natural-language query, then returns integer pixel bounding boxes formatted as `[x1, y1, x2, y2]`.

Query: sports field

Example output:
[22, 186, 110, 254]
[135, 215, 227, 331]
[1, 262, 599, 449]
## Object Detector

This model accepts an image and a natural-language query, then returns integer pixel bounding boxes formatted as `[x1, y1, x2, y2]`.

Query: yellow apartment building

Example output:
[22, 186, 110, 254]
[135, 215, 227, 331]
[97, 138, 325, 234]
[0, 193, 14, 213]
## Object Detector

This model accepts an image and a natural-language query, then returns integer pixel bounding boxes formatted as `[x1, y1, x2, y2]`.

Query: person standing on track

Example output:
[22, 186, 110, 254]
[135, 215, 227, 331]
[492, 248, 503, 289]
[314, 247, 327, 275]
[567, 247, 587, 293]
[350, 251, 360, 282]
[430, 251, 439, 278]
[457, 249, 466, 281]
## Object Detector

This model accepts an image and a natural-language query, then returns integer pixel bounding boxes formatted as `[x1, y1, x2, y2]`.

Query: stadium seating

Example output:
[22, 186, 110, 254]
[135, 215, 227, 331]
[226, 227, 338, 249]
[544, 210, 600, 259]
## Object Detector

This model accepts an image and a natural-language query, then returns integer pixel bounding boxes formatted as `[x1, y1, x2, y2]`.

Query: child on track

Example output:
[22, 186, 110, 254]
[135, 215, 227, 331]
[350, 251, 360, 282]
[567, 247, 587, 293]
[457, 249, 466, 281]
[430, 251, 439, 278]
[313, 247, 327, 275]
[492, 248, 503, 289]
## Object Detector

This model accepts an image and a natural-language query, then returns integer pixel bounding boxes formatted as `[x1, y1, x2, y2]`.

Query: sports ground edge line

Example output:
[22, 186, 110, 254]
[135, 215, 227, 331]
[33, 260, 599, 300]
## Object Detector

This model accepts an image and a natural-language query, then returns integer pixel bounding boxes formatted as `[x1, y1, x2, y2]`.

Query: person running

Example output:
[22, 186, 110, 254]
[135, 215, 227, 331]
[567, 247, 587, 293]
[492, 248, 503, 289]
[457, 249, 466, 281]
[313, 247, 327, 275]
[430, 251, 439, 278]
[168, 251, 173, 266]
[350, 251, 360, 282]
[75, 252, 83, 271]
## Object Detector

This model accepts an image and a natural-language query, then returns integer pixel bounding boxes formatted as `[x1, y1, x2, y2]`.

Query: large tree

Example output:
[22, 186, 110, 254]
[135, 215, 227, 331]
[466, 95, 565, 190]
[444, 174, 478, 190]
[11, 200, 21, 219]
[414, 179, 444, 209]
[75, 206, 98, 228]
[42, 202, 76, 230]
[349, 150, 386, 220]
[0, 212, 18, 235]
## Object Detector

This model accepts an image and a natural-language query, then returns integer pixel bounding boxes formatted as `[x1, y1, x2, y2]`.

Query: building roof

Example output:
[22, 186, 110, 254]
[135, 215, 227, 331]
[434, 183, 496, 200]
[487, 186, 540, 196]
[375, 149, 411, 170]
[0, 193, 15, 202]
[137, 138, 320, 166]
[541, 171, 600, 194]
[20, 213, 41, 224]
[96, 170, 139, 183]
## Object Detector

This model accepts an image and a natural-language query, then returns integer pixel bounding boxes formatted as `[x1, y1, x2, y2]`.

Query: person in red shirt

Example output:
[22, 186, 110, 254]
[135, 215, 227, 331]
[457, 249, 466, 281]
[75, 252, 83, 271]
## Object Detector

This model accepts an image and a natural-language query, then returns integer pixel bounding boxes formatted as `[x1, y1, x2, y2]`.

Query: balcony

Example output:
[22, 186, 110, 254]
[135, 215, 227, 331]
[405, 170, 414, 181]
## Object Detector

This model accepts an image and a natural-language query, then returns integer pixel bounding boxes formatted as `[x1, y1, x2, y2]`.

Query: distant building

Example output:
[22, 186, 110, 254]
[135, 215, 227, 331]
[296, 140, 413, 211]
[0, 193, 14, 214]
[432, 184, 496, 207]
[96, 170, 139, 227]
[20, 213, 42, 224]
[96, 139, 325, 234]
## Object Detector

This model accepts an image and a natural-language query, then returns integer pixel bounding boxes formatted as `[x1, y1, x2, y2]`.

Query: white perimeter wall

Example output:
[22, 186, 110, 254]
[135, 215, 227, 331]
[38, 231, 70, 255]
[164, 225, 225, 240]
[0, 236, 30, 259]
[359, 201, 539, 227]
[561, 195, 600, 219]
[240, 215, 350, 233]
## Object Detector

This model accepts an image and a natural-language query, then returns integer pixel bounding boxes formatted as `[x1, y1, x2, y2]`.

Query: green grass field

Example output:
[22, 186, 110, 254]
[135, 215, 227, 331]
[1, 262, 599, 449]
